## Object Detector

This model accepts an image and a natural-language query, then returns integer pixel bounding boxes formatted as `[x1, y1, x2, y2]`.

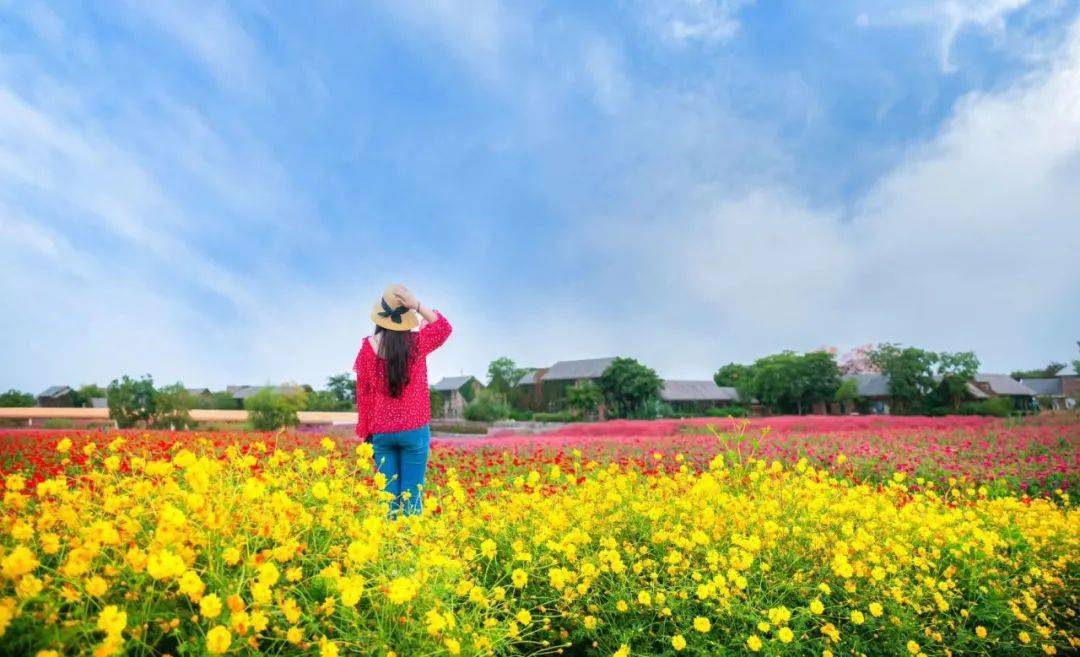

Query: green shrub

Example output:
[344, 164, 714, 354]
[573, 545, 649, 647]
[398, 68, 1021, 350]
[41, 418, 75, 429]
[153, 383, 196, 429]
[957, 397, 1013, 417]
[305, 390, 350, 412]
[508, 409, 533, 422]
[433, 423, 488, 435]
[532, 411, 576, 423]
[0, 389, 35, 407]
[245, 387, 307, 430]
[107, 375, 157, 428]
[462, 390, 510, 422]
[705, 405, 748, 418]
[430, 389, 446, 419]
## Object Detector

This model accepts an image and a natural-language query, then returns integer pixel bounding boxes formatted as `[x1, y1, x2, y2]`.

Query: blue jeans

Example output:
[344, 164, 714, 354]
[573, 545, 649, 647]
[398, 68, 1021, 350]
[371, 425, 430, 516]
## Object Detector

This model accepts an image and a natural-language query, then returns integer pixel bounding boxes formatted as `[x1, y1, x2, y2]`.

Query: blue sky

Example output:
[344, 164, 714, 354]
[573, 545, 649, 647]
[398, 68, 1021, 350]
[2, 0, 1079, 392]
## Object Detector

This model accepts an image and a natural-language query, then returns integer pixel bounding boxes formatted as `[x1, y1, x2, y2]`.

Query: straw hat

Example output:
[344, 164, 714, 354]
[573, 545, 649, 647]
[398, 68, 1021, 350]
[370, 284, 419, 331]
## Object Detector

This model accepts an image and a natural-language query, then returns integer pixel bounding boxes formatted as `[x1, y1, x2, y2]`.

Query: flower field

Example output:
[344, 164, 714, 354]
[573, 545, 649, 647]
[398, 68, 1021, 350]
[0, 416, 1077, 656]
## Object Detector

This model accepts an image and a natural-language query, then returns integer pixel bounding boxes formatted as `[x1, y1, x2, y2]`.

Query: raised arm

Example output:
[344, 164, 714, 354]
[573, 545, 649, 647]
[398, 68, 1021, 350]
[392, 285, 452, 355]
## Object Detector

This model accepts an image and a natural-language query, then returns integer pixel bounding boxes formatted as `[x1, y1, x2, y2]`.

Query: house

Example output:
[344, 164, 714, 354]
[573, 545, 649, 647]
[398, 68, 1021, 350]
[842, 373, 893, 415]
[185, 388, 212, 398]
[89, 397, 109, 409]
[510, 368, 544, 410]
[527, 357, 616, 411]
[37, 385, 76, 407]
[660, 380, 741, 414]
[228, 384, 311, 408]
[972, 374, 1037, 412]
[837, 373, 988, 415]
[431, 376, 484, 418]
[1021, 375, 1079, 411]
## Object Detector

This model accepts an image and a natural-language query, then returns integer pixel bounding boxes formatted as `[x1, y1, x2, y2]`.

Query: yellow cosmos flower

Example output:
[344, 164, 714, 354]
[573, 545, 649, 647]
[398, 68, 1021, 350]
[96, 605, 126, 636]
[746, 635, 763, 651]
[146, 549, 185, 581]
[320, 638, 339, 657]
[907, 641, 921, 654]
[613, 645, 630, 657]
[850, 610, 865, 625]
[516, 609, 532, 625]
[693, 617, 711, 633]
[869, 602, 884, 617]
[975, 626, 987, 638]
[85, 576, 108, 598]
[671, 635, 686, 651]
[206, 626, 231, 654]
[386, 577, 418, 604]
[778, 627, 794, 643]
[286, 626, 303, 644]
[2, 546, 39, 579]
[809, 598, 824, 614]
[200, 594, 223, 619]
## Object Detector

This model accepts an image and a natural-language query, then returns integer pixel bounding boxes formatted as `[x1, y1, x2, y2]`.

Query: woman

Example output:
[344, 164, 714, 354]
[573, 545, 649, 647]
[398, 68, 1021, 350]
[354, 284, 452, 515]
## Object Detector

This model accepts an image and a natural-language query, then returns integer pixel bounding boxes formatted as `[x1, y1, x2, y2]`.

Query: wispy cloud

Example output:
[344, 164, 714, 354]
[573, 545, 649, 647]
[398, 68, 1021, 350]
[856, 0, 1039, 72]
[635, 0, 757, 45]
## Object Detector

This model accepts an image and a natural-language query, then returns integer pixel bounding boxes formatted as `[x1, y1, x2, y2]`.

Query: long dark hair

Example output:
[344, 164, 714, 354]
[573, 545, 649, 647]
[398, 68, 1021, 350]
[375, 326, 415, 397]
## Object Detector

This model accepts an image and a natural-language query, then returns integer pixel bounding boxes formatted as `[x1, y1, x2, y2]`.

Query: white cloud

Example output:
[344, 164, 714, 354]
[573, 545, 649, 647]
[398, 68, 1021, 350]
[856, 0, 1036, 71]
[122, 0, 264, 89]
[636, 0, 757, 44]
[589, 19, 1080, 376]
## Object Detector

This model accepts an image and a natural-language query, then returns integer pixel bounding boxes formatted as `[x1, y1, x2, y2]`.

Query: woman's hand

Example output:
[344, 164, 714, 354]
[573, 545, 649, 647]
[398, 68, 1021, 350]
[392, 285, 419, 310]
[393, 284, 439, 323]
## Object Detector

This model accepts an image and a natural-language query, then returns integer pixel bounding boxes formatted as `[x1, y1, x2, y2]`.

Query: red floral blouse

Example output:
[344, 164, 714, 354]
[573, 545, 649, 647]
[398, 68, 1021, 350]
[353, 313, 452, 439]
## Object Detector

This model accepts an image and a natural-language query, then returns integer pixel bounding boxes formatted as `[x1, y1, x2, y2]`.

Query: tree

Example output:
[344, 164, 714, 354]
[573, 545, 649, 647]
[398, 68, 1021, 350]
[565, 381, 603, 418]
[937, 351, 980, 410]
[326, 373, 356, 407]
[747, 351, 803, 413]
[306, 390, 346, 412]
[463, 390, 511, 422]
[869, 344, 938, 413]
[0, 389, 35, 407]
[598, 357, 663, 419]
[73, 384, 107, 407]
[107, 375, 157, 428]
[154, 383, 195, 429]
[838, 344, 881, 375]
[430, 389, 446, 419]
[798, 351, 841, 412]
[245, 387, 307, 430]
[834, 378, 859, 410]
[1010, 362, 1066, 380]
[487, 358, 526, 397]
[714, 363, 752, 388]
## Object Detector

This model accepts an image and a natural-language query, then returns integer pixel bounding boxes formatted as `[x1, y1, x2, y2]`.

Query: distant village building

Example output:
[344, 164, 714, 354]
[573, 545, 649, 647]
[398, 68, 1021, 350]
[659, 380, 741, 414]
[89, 397, 109, 409]
[228, 384, 311, 409]
[1020, 374, 1079, 411]
[513, 368, 545, 410]
[842, 373, 893, 415]
[36, 385, 75, 407]
[972, 374, 1037, 412]
[431, 376, 483, 418]
[185, 388, 212, 398]
[838, 373, 990, 415]
[521, 357, 616, 411]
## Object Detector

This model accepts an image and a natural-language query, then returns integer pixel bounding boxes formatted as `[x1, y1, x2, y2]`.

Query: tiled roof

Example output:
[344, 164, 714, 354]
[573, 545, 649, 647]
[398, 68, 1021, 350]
[543, 357, 617, 381]
[432, 376, 477, 392]
[974, 374, 1036, 396]
[660, 380, 740, 402]
[1020, 378, 1064, 396]
[38, 385, 72, 398]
